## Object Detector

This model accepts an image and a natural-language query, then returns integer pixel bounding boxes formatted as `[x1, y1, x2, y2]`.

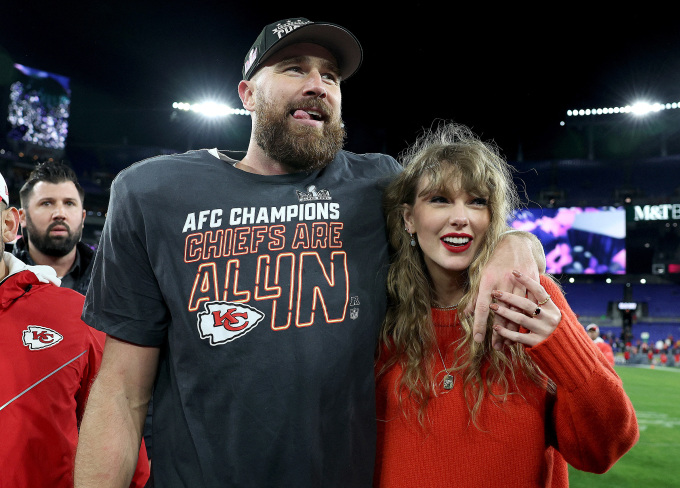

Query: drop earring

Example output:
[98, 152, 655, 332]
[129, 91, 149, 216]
[406, 228, 416, 247]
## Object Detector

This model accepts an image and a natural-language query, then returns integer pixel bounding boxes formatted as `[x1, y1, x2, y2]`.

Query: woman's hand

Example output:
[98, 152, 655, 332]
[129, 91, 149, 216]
[468, 232, 543, 348]
[489, 270, 561, 347]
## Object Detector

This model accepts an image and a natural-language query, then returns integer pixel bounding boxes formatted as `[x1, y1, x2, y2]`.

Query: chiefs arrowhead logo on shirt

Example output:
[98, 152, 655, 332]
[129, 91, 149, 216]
[22, 325, 64, 350]
[197, 301, 265, 345]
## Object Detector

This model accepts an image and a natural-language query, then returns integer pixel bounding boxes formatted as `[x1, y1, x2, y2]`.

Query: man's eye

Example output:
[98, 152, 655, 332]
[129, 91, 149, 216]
[322, 73, 339, 84]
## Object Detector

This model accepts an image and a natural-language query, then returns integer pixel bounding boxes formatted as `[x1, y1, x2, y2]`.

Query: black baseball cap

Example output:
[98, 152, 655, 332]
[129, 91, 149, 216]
[242, 18, 363, 81]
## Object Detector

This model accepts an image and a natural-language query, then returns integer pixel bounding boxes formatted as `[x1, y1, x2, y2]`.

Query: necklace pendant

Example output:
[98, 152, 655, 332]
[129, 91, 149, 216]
[443, 374, 454, 390]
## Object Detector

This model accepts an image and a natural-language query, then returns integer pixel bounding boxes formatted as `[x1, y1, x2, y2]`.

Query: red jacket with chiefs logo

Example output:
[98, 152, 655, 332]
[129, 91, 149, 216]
[0, 253, 149, 488]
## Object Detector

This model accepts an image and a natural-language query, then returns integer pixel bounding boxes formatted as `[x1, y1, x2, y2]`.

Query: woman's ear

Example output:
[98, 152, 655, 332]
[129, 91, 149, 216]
[402, 204, 414, 234]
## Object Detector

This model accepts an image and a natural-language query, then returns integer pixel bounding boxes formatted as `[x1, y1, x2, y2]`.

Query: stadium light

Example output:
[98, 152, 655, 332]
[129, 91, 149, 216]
[566, 100, 680, 118]
[172, 101, 250, 118]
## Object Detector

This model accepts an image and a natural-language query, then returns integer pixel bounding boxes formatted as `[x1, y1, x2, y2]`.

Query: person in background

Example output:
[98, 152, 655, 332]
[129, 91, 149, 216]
[587, 323, 616, 366]
[0, 169, 149, 488]
[13, 160, 93, 295]
[375, 123, 638, 487]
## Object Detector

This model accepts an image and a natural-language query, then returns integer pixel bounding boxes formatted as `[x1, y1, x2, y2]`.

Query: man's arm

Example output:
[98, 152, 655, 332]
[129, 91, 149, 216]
[75, 336, 159, 488]
[466, 231, 545, 347]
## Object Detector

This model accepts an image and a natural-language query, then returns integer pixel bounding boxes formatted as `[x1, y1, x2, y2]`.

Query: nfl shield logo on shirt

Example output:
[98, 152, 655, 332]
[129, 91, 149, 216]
[22, 325, 64, 350]
[197, 301, 265, 345]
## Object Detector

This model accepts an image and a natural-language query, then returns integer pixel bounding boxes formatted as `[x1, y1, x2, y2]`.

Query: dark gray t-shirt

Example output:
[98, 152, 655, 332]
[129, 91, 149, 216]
[83, 148, 401, 487]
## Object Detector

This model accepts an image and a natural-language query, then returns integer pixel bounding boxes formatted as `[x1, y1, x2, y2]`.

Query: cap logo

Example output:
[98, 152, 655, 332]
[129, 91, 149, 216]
[244, 47, 258, 75]
[272, 19, 311, 39]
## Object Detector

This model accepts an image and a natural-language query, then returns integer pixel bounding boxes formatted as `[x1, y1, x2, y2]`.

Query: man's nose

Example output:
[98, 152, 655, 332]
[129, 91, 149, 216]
[52, 203, 68, 219]
[302, 70, 327, 99]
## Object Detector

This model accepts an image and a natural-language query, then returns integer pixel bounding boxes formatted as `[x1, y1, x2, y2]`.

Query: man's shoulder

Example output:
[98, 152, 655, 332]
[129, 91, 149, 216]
[5, 273, 86, 321]
[35, 279, 87, 306]
[115, 149, 218, 183]
[23, 280, 105, 348]
[333, 150, 402, 177]
[338, 149, 400, 166]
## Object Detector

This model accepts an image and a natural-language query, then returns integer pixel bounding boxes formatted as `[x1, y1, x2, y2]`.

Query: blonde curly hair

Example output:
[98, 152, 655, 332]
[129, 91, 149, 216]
[379, 122, 552, 426]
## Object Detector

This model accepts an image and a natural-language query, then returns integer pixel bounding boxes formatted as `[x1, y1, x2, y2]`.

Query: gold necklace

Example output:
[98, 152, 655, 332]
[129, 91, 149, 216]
[435, 343, 455, 390]
[433, 302, 458, 390]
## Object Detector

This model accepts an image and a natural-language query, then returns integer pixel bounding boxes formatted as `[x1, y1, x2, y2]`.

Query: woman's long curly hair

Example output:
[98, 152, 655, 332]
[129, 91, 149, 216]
[379, 123, 552, 426]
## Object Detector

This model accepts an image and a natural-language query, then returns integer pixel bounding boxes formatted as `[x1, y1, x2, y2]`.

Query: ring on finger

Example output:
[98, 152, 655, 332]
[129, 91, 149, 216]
[532, 307, 541, 316]
[537, 295, 551, 306]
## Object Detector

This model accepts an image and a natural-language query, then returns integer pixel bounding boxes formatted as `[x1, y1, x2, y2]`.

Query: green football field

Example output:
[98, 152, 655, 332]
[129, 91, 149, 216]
[568, 366, 680, 487]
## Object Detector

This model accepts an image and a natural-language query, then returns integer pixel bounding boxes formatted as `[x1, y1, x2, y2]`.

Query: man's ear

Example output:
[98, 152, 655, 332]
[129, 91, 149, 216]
[238, 80, 257, 112]
[2, 207, 20, 243]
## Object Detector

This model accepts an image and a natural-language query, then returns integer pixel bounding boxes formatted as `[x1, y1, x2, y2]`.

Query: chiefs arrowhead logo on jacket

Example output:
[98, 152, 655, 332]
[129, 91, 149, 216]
[197, 301, 265, 345]
[22, 325, 64, 350]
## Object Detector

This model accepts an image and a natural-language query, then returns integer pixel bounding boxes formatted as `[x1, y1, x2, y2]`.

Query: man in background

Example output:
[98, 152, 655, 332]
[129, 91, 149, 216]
[0, 169, 149, 487]
[12, 160, 93, 294]
[587, 323, 615, 366]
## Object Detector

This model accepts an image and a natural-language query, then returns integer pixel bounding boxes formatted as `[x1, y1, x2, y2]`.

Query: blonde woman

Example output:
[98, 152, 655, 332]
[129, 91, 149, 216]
[375, 123, 638, 487]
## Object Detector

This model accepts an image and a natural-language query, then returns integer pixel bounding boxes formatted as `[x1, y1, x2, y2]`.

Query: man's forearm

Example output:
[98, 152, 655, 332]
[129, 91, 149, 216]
[75, 336, 158, 488]
[74, 375, 147, 487]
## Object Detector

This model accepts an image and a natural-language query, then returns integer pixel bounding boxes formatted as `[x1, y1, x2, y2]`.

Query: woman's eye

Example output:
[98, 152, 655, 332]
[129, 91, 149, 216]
[470, 197, 488, 206]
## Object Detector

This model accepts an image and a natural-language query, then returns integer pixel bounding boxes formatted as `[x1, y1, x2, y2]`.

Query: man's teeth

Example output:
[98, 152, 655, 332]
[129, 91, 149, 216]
[442, 236, 470, 246]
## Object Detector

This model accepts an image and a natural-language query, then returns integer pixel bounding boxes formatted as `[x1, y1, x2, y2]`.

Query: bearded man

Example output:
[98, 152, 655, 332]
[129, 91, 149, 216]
[13, 161, 93, 294]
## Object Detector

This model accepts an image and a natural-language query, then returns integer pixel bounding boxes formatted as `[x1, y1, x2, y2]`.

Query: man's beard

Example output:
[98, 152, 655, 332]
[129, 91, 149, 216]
[24, 212, 83, 258]
[254, 96, 346, 172]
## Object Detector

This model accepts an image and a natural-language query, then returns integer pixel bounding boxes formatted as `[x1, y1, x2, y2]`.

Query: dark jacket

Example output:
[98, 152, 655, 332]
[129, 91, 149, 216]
[11, 236, 95, 295]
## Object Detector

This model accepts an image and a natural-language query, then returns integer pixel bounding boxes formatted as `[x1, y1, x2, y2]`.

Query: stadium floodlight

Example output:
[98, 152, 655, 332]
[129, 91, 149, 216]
[566, 99, 680, 118]
[630, 102, 664, 116]
[172, 101, 250, 118]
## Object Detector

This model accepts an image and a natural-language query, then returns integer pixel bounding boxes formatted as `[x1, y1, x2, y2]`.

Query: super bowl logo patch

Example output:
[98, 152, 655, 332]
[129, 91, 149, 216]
[22, 325, 64, 350]
[197, 301, 265, 345]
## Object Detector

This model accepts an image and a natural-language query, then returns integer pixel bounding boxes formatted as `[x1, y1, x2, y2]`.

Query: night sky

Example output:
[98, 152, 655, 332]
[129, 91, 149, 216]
[3, 4, 680, 163]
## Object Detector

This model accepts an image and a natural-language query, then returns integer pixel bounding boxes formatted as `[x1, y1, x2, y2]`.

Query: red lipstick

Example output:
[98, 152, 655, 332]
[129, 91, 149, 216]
[440, 233, 473, 253]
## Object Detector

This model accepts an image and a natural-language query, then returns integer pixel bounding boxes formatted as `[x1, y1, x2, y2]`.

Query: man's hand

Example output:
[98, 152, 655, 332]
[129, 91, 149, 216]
[465, 231, 544, 348]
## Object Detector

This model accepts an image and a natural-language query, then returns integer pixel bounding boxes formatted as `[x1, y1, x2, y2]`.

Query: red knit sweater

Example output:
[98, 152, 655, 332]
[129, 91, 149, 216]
[374, 276, 638, 488]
